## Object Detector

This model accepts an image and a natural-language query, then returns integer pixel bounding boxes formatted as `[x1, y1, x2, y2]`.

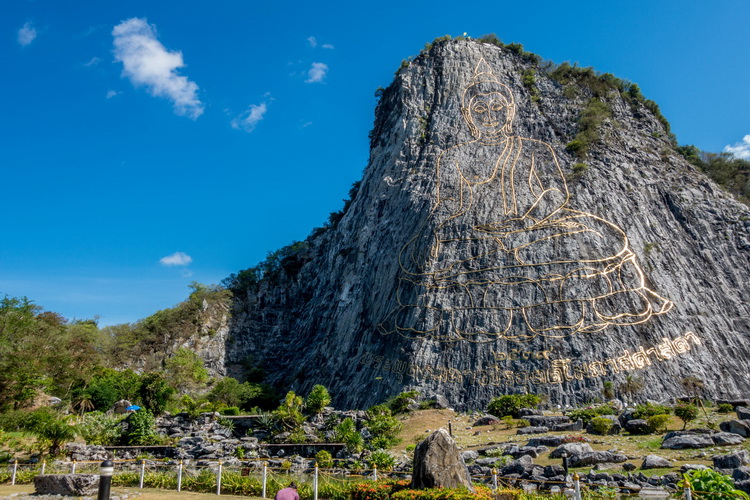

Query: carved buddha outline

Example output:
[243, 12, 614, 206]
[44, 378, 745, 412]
[378, 57, 673, 342]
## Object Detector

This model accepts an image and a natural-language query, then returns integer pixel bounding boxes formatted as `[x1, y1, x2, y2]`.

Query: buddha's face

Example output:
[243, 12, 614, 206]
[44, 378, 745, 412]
[467, 92, 511, 138]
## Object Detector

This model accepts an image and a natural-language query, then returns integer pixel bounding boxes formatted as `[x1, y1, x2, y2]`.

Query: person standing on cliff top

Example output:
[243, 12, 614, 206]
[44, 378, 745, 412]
[275, 482, 300, 500]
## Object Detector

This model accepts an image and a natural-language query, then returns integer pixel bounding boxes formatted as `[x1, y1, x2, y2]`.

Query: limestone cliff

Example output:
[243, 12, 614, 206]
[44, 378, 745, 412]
[224, 38, 750, 409]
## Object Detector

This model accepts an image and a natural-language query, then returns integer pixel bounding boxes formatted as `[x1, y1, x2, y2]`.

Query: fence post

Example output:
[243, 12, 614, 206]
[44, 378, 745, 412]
[71, 459, 77, 474]
[573, 472, 581, 500]
[41, 460, 46, 475]
[139, 459, 146, 489]
[373, 464, 377, 481]
[262, 462, 268, 498]
[314, 464, 319, 500]
[217, 460, 223, 496]
[684, 479, 692, 500]
[177, 460, 183, 492]
[492, 468, 497, 491]
[11, 460, 18, 485]
[97, 459, 114, 500]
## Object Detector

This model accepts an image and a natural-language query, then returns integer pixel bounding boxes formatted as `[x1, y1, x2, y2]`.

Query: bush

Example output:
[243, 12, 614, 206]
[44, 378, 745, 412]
[679, 468, 750, 500]
[674, 403, 699, 430]
[567, 404, 618, 425]
[315, 450, 333, 468]
[589, 416, 614, 435]
[647, 414, 670, 433]
[487, 394, 541, 418]
[633, 402, 672, 420]
[221, 406, 240, 416]
[124, 410, 159, 445]
[335, 417, 364, 453]
[78, 411, 124, 445]
[368, 450, 396, 470]
[137, 372, 174, 415]
[391, 486, 495, 500]
[305, 385, 332, 414]
[366, 405, 402, 449]
[717, 403, 734, 413]
[387, 391, 420, 414]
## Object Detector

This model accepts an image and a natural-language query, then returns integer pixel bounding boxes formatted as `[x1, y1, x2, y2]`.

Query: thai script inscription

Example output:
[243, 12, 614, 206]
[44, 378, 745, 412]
[359, 332, 700, 386]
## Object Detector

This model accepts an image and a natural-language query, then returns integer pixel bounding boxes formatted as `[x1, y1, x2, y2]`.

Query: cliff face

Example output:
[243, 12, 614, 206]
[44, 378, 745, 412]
[224, 39, 750, 409]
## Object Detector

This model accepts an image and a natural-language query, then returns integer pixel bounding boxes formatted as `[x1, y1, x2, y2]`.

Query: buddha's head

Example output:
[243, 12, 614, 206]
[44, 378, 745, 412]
[461, 59, 515, 140]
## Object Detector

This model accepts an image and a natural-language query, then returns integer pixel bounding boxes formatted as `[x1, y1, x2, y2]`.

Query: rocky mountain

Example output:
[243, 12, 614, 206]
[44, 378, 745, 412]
[222, 38, 750, 410]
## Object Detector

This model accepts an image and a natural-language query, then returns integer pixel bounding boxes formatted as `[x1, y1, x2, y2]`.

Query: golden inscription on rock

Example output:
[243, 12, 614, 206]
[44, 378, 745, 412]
[378, 58, 672, 342]
[360, 332, 701, 386]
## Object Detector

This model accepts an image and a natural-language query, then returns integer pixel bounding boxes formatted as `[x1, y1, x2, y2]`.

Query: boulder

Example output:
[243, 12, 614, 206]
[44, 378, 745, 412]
[720, 419, 750, 437]
[552, 420, 584, 432]
[712, 432, 746, 446]
[713, 450, 750, 470]
[35, 474, 99, 496]
[500, 455, 535, 476]
[737, 407, 750, 420]
[527, 436, 564, 447]
[568, 451, 627, 467]
[517, 426, 548, 435]
[112, 399, 133, 414]
[411, 429, 474, 492]
[733, 466, 750, 482]
[549, 442, 593, 458]
[472, 415, 499, 427]
[641, 455, 672, 469]
[519, 408, 544, 417]
[460, 450, 479, 461]
[623, 462, 637, 471]
[624, 419, 652, 435]
[680, 464, 709, 473]
[661, 434, 715, 449]
[525, 415, 571, 427]
[429, 394, 450, 409]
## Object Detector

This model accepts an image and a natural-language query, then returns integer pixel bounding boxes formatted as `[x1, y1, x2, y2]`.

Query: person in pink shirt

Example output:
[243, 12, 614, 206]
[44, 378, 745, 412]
[275, 482, 300, 500]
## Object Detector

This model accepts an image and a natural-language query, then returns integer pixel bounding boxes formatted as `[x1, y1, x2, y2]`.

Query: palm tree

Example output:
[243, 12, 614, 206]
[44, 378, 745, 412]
[681, 375, 709, 419]
[619, 375, 644, 403]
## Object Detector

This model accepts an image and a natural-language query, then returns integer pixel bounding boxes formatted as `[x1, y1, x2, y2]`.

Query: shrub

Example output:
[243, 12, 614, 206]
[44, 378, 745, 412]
[647, 414, 670, 433]
[305, 385, 332, 414]
[335, 417, 364, 453]
[674, 403, 699, 430]
[137, 372, 174, 415]
[350, 480, 411, 500]
[77, 411, 123, 446]
[679, 468, 750, 500]
[717, 403, 734, 413]
[567, 404, 617, 425]
[366, 405, 402, 449]
[221, 406, 240, 416]
[274, 391, 304, 431]
[368, 450, 396, 470]
[589, 416, 614, 435]
[487, 394, 541, 418]
[387, 390, 420, 414]
[124, 410, 159, 445]
[391, 485, 495, 500]
[315, 450, 334, 468]
[633, 402, 672, 420]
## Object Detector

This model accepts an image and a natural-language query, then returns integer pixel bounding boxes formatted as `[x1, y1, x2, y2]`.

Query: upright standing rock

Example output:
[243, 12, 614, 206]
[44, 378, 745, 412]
[412, 429, 474, 491]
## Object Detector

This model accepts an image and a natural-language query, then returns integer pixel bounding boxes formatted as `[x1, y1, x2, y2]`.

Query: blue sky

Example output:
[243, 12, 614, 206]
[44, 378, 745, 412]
[2, 0, 749, 326]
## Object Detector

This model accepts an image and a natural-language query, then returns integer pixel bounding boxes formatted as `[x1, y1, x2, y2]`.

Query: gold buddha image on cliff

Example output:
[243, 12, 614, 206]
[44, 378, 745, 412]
[379, 58, 673, 342]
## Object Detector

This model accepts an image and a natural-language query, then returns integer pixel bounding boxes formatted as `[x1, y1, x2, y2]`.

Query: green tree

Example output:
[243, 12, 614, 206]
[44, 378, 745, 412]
[619, 375, 644, 402]
[274, 391, 304, 431]
[675, 403, 699, 430]
[487, 394, 541, 418]
[124, 410, 159, 445]
[164, 348, 209, 394]
[137, 372, 174, 415]
[24, 407, 77, 455]
[334, 417, 364, 453]
[366, 405, 402, 449]
[602, 381, 615, 400]
[207, 377, 262, 408]
[305, 385, 331, 414]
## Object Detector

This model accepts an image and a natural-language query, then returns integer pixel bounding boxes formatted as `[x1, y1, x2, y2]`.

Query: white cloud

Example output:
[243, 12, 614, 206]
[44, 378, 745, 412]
[106, 90, 120, 99]
[112, 18, 204, 119]
[322, 44, 334, 49]
[17, 22, 37, 46]
[159, 251, 193, 266]
[231, 102, 268, 133]
[305, 62, 328, 83]
[307, 36, 317, 48]
[84, 56, 101, 67]
[724, 135, 750, 160]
